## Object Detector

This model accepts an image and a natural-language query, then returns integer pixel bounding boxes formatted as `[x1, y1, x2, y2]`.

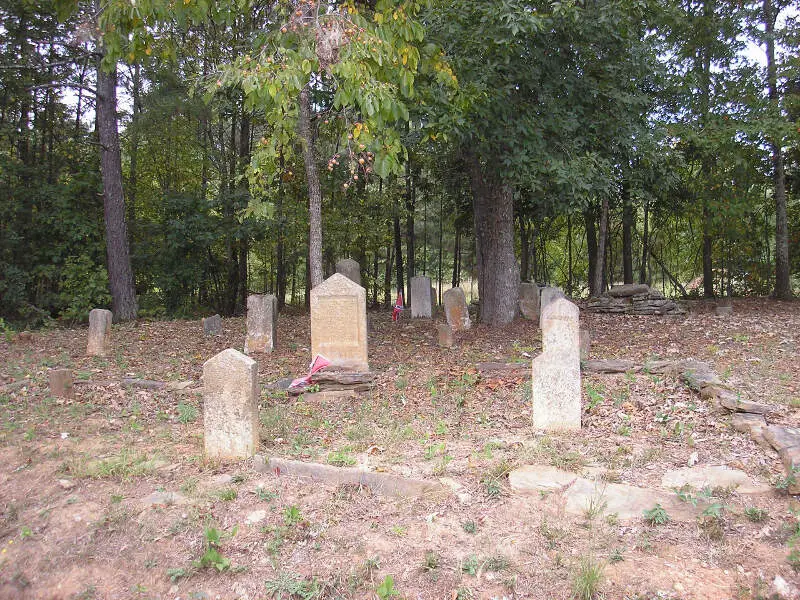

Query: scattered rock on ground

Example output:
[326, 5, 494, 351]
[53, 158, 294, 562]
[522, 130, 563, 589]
[509, 465, 704, 521]
[660, 465, 772, 495]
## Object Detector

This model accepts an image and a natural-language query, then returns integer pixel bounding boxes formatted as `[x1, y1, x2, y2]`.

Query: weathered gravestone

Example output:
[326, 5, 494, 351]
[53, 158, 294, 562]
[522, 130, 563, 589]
[49, 369, 74, 398]
[532, 297, 581, 431]
[539, 287, 565, 319]
[244, 294, 277, 354]
[579, 328, 591, 361]
[86, 309, 113, 357]
[335, 258, 362, 286]
[443, 287, 471, 332]
[437, 324, 454, 348]
[203, 314, 222, 336]
[519, 283, 541, 322]
[410, 276, 433, 318]
[310, 273, 369, 371]
[203, 348, 259, 459]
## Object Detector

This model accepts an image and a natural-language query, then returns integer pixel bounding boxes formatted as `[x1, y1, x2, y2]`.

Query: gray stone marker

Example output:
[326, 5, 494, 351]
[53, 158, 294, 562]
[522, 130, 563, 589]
[203, 314, 222, 336]
[532, 297, 581, 430]
[519, 283, 540, 322]
[431, 286, 437, 308]
[203, 348, 259, 459]
[310, 273, 368, 371]
[244, 294, 277, 354]
[443, 287, 471, 331]
[410, 276, 433, 318]
[437, 323, 454, 348]
[86, 308, 113, 357]
[49, 369, 74, 398]
[539, 286, 564, 318]
[335, 258, 362, 286]
[579, 328, 591, 361]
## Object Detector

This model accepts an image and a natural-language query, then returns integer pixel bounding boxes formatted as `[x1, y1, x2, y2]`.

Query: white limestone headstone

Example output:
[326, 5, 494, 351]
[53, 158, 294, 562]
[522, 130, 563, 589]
[532, 297, 581, 431]
[203, 348, 259, 459]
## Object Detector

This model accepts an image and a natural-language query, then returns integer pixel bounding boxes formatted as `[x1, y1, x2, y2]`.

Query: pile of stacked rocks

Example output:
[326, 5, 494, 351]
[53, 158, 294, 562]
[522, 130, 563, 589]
[587, 283, 685, 315]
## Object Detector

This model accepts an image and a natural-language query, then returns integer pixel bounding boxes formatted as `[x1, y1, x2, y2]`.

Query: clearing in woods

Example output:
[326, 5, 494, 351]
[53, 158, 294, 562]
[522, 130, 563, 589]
[0, 298, 798, 599]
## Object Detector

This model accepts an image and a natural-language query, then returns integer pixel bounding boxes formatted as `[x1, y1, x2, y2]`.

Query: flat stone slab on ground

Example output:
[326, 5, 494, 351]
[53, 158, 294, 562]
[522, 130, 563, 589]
[141, 491, 187, 507]
[763, 425, 800, 453]
[711, 387, 774, 415]
[255, 456, 448, 499]
[582, 359, 640, 374]
[660, 465, 772, 495]
[607, 284, 651, 297]
[509, 465, 705, 522]
[731, 412, 767, 436]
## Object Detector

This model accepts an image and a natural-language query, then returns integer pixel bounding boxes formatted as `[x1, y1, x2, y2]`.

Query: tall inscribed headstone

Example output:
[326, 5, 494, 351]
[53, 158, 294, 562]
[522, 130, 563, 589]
[244, 294, 277, 354]
[310, 273, 368, 371]
[203, 348, 259, 459]
[410, 276, 433, 318]
[532, 296, 581, 430]
[86, 309, 113, 357]
[443, 287, 471, 331]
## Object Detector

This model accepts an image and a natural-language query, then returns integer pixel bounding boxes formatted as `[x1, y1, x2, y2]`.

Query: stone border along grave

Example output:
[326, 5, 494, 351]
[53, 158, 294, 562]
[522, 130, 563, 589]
[582, 357, 798, 494]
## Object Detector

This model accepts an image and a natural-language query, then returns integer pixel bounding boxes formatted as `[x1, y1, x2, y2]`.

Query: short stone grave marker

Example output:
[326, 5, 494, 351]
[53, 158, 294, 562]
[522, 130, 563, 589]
[203, 314, 222, 336]
[335, 258, 362, 286]
[86, 309, 113, 357]
[203, 348, 259, 459]
[410, 276, 433, 318]
[244, 294, 277, 354]
[443, 287, 471, 331]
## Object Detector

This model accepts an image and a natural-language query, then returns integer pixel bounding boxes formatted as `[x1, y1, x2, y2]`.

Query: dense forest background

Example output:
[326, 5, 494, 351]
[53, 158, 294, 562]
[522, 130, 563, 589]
[1, 0, 798, 328]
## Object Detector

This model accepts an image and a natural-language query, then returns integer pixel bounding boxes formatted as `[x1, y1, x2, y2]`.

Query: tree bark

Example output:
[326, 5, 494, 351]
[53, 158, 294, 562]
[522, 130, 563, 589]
[96, 57, 137, 322]
[765, 0, 791, 298]
[622, 183, 634, 284]
[592, 197, 609, 297]
[298, 87, 323, 288]
[639, 200, 649, 284]
[393, 196, 405, 304]
[585, 208, 598, 296]
[405, 160, 415, 304]
[703, 200, 714, 297]
[466, 152, 518, 325]
[520, 218, 529, 282]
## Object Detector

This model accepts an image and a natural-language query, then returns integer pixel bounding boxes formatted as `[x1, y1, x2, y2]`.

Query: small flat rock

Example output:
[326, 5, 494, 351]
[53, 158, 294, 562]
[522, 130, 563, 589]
[58, 479, 75, 490]
[763, 425, 800, 452]
[661, 465, 771, 495]
[256, 456, 448, 499]
[607, 284, 651, 298]
[246, 509, 267, 525]
[731, 413, 767, 435]
[141, 491, 187, 506]
[166, 380, 195, 391]
[509, 465, 702, 522]
[716, 389, 774, 415]
[582, 359, 638, 374]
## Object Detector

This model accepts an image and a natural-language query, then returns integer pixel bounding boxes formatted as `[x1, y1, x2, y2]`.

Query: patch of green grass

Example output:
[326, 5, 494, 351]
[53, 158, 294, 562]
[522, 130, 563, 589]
[255, 487, 278, 502]
[571, 556, 604, 600]
[63, 448, 159, 481]
[744, 507, 768, 522]
[462, 520, 477, 534]
[283, 505, 303, 527]
[264, 572, 323, 598]
[327, 450, 357, 467]
[216, 488, 237, 502]
[585, 383, 605, 411]
[177, 402, 198, 424]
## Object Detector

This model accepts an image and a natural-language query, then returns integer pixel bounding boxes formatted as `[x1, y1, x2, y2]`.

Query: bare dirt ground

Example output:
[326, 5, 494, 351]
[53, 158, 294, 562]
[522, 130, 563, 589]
[0, 298, 798, 600]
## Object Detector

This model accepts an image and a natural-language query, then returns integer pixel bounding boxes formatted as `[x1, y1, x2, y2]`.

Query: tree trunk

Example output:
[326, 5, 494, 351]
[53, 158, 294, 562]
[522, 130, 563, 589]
[384, 241, 393, 308]
[466, 153, 519, 325]
[393, 196, 405, 304]
[639, 201, 649, 284]
[765, 0, 791, 299]
[703, 200, 714, 297]
[622, 183, 634, 284]
[276, 151, 286, 308]
[520, 218, 529, 282]
[96, 57, 137, 322]
[567, 215, 573, 295]
[592, 197, 609, 297]
[298, 87, 323, 288]
[585, 207, 599, 296]
[405, 160, 415, 304]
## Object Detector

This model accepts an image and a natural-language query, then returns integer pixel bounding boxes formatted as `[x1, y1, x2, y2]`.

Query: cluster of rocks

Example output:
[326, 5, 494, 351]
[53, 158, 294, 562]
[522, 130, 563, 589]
[586, 283, 685, 315]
